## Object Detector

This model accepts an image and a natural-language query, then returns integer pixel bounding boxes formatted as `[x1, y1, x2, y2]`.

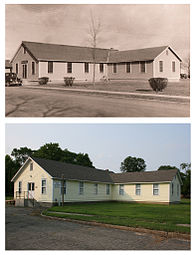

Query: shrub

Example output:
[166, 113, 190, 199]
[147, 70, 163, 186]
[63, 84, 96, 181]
[38, 77, 49, 85]
[64, 77, 75, 86]
[148, 77, 168, 92]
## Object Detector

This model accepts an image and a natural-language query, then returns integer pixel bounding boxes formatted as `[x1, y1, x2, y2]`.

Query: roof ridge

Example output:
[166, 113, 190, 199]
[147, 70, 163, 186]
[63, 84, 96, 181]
[22, 41, 114, 51]
[111, 45, 168, 54]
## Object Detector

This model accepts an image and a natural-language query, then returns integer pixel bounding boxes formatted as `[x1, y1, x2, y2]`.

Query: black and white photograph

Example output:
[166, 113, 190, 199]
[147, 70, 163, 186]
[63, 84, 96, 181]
[5, 4, 190, 117]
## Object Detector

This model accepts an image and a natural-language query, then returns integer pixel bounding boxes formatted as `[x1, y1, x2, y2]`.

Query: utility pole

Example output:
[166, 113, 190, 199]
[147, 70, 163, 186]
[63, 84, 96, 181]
[61, 174, 65, 206]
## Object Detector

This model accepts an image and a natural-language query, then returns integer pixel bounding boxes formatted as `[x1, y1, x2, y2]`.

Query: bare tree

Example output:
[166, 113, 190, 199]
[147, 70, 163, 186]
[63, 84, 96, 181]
[88, 12, 101, 86]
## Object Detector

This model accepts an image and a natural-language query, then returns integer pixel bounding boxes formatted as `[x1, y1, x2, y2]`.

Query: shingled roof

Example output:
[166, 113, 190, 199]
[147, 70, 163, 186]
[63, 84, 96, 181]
[31, 157, 114, 183]
[21, 41, 115, 63]
[109, 169, 179, 183]
[108, 46, 169, 63]
[29, 157, 179, 184]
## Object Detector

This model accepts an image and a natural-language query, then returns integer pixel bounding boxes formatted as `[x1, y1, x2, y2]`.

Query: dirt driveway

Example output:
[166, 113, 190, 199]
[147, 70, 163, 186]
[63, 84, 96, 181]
[5, 87, 189, 117]
[5, 206, 190, 250]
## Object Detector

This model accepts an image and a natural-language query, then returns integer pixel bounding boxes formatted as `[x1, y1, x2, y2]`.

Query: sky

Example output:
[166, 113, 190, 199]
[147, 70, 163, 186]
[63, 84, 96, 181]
[5, 4, 190, 61]
[5, 123, 191, 173]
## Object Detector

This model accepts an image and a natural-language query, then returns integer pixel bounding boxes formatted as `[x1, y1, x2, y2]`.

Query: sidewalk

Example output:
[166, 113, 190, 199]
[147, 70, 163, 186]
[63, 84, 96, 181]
[24, 85, 190, 103]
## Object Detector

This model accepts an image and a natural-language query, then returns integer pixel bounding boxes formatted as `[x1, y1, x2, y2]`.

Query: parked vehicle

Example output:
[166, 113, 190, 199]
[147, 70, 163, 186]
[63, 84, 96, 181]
[5, 73, 22, 87]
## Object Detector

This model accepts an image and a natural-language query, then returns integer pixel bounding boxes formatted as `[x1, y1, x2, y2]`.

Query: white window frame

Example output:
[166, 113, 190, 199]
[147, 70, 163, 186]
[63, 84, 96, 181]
[48, 61, 53, 73]
[67, 62, 72, 73]
[172, 61, 176, 72]
[99, 63, 104, 73]
[140, 61, 146, 73]
[79, 182, 84, 195]
[30, 162, 33, 171]
[94, 183, 98, 195]
[84, 63, 89, 73]
[18, 181, 22, 194]
[153, 184, 159, 196]
[135, 184, 141, 195]
[106, 184, 110, 195]
[159, 61, 163, 72]
[113, 63, 117, 73]
[41, 179, 47, 194]
[171, 183, 174, 195]
[32, 61, 35, 75]
[126, 62, 131, 73]
[119, 184, 124, 195]
[177, 184, 179, 197]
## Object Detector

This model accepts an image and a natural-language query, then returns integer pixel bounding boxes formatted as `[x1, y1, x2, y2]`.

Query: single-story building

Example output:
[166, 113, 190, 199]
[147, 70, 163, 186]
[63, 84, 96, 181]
[10, 41, 182, 83]
[11, 157, 182, 207]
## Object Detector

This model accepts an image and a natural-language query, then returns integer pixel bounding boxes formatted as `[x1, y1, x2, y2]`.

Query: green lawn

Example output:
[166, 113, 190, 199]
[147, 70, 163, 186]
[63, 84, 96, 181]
[45, 79, 190, 97]
[43, 199, 190, 234]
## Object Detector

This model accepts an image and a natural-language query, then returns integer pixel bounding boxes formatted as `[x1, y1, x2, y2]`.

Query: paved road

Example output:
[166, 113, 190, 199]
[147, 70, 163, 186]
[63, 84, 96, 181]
[5, 206, 190, 250]
[5, 87, 189, 117]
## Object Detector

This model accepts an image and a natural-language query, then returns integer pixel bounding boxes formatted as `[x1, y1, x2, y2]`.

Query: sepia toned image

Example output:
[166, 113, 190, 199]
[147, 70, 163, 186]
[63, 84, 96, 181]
[5, 123, 191, 250]
[5, 4, 190, 117]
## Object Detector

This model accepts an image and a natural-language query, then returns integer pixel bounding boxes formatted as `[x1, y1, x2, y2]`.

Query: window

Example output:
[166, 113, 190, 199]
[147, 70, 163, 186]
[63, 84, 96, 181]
[67, 62, 72, 73]
[18, 181, 22, 194]
[126, 63, 131, 73]
[106, 184, 110, 195]
[119, 184, 124, 195]
[140, 62, 146, 73]
[16, 63, 18, 75]
[135, 184, 141, 195]
[61, 181, 66, 195]
[153, 184, 159, 195]
[113, 63, 117, 73]
[172, 183, 174, 195]
[177, 184, 179, 197]
[48, 61, 53, 73]
[172, 61, 176, 72]
[84, 63, 89, 73]
[79, 182, 84, 195]
[159, 61, 163, 72]
[32, 61, 35, 75]
[166, 50, 169, 56]
[30, 162, 33, 171]
[23, 47, 26, 54]
[99, 63, 104, 73]
[94, 183, 98, 195]
[41, 179, 46, 194]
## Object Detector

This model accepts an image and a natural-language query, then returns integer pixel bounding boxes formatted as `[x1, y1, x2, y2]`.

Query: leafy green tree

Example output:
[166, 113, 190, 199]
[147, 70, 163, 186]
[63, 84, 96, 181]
[11, 147, 34, 165]
[120, 156, 146, 172]
[5, 155, 21, 196]
[180, 163, 191, 198]
[75, 153, 94, 168]
[158, 165, 178, 170]
[33, 143, 64, 161]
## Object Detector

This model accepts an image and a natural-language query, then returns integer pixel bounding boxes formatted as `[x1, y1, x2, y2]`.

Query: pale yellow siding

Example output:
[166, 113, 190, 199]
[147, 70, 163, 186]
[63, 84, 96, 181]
[169, 174, 181, 202]
[112, 183, 170, 203]
[14, 160, 53, 203]
[53, 180, 112, 203]
[153, 48, 181, 81]
[39, 62, 106, 82]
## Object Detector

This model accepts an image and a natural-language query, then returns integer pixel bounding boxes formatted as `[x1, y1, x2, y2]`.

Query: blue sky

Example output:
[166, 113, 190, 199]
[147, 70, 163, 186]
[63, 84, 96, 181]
[5, 123, 191, 172]
[5, 4, 190, 62]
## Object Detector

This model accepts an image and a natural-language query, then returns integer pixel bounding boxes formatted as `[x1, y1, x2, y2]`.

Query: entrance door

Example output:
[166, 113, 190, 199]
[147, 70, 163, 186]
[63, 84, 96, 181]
[22, 64, 28, 79]
[28, 182, 35, 199]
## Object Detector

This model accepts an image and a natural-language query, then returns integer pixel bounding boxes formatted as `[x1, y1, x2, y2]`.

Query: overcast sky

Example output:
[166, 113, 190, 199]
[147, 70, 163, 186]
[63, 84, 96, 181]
[5, 4, 190, 61]
[5, 123, 190, 173]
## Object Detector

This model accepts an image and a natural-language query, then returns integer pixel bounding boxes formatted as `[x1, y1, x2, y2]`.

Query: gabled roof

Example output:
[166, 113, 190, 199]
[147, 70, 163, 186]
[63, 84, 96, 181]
[108, 46, 170, 63]
[110, 169, 181, 184]
[31, 157, 114, 183]
[12, 41, 181, 64]
[11, 157, 180, 184]
[21, 41, 115, 63]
